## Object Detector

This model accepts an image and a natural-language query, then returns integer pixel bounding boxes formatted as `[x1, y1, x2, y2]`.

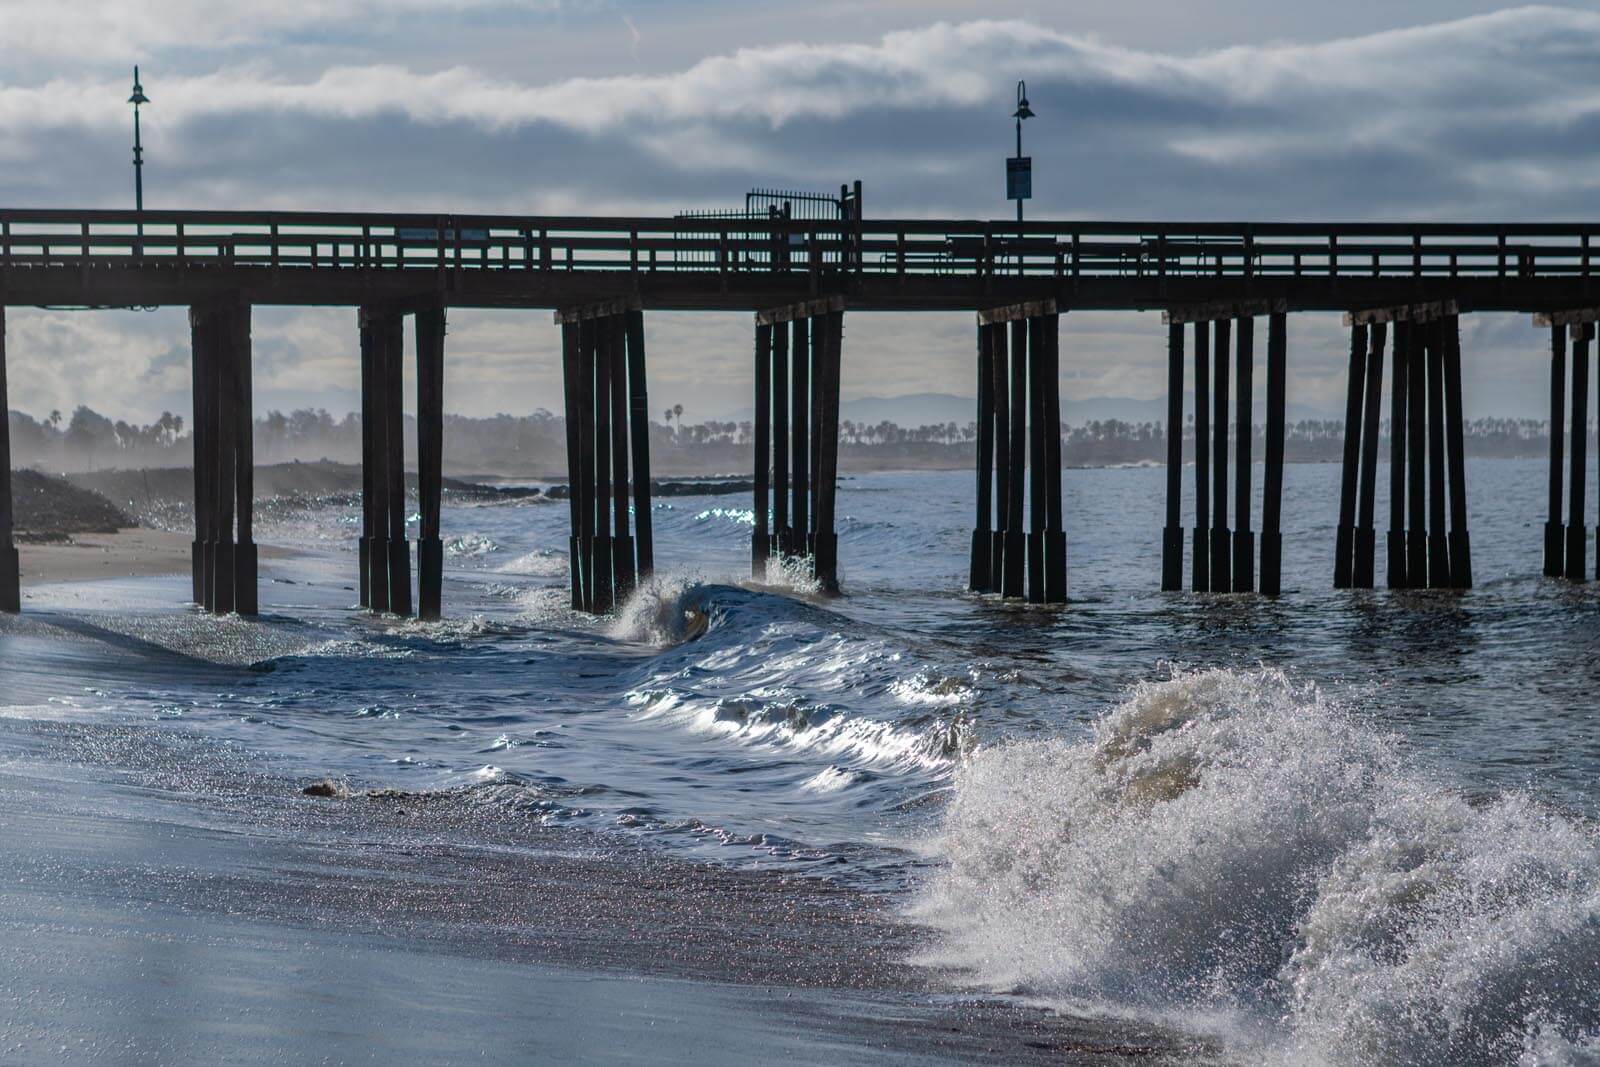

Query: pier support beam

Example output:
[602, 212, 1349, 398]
[1165, 300, 1280, 593]
[969, 323, 997, 591]
[1210, 318, 1232, 593]
[358, 302, 450, 617]
[561, 299, 654, 613]
[1354, 324, 1387, 588]
[1160, 323, 1184, 591]
[1351, 301, 1469, 590]
[1426, 320, 1451, 588]
[1546, 323, 1567, 577]
[1442, 314, 1472, 588]
[973, 300, 1065, 603]
[1334, 323, 1367, 588]
[1568, 325, 1591, 582]
[1192, 320, 1210, 592]
[756, 297, 845, 593]
[416, 306, 446, 620]
[1406, 317, 1428, 586]
[1232, 316, 1255, 591]
[189, 296, 256, 615]
[753, 323, 773, 579]
[359, 307, 401, 613]
[1261, 311, 1287, 596]
[0, 307, 17, 613]
[1388, 320, 1410, 589]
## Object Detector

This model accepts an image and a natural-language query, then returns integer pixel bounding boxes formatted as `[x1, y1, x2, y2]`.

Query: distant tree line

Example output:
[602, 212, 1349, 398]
[6, 405, 1576, 476]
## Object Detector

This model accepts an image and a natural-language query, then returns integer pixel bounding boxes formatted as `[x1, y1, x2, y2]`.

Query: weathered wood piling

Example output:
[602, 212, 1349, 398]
[357, 302, 448, 618]
[1346, 303, 1470, 590]
[0, 306, 17, 613]
[189, 296, 256, 615]
[1533, 313, 1597, 582]
[1164, 301, 1284, 593]
[967, 300, 1065, 602]
[752, 296, 843, 592]
[560, 300, 654, 613]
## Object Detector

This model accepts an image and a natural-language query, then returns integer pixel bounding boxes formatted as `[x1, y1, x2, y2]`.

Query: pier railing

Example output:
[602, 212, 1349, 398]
[5, 209, 1600, 282]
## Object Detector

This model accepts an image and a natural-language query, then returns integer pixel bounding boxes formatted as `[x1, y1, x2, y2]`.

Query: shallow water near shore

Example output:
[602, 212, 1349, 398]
[2, 457, 1599, 1063]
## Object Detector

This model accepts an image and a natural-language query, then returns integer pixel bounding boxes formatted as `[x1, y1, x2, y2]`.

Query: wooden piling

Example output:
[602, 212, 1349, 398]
[561, 322, 585, 610]
[1387, 320, 1410, 589]
[1161, 322, 1185, 591]
[230, 300, 257, 617]
[1193, 320, 1211, 591]
[990, 320, 1012, 592]
[609, 312, 636, 601]
[1210, 317, 1231, 592]
[211, 303, 238, 616]
[361, 308, 391, 613]
[592, 315, 615, 613]
[773, 321, 790, 560]
[626, 310, 653, 579]
[384, 313, 411, 616]
[1003, 318, 1028, 598]
[416, 306, 445, 620]
[753, 323, 773, 579]
[1026, 315, 1047, 603]
[1233, 316, 1254, 592]
[1042, 313, 1066, 603]
[190, 305, 211, 607]
[1442, 314, 1471, 588]
[1406, 319, 1428, 586]
[1335, 322, 1367, 588]
[813, 309, 844, 593]
[576, 318, 597, 612]
[0, 306, 17, 614]
[1354, 323, 1386, 588]
[970, 323, 995, 592]
[1426, 320, 1451, 588]
[1546, 323, 1567, 578]
[791, 316, 810, 561]
[1261, 312, 1287, 596]
[1567, 324, 1590, 582]
[809, 316, 825, 561]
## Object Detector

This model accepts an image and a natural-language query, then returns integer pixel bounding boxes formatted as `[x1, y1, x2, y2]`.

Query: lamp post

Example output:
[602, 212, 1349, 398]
[128, 67, 149, 222]
[1010, 81, 1034, 225]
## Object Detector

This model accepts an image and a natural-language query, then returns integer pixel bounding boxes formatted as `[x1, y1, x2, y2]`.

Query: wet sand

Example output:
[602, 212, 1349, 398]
[17, 529, 288, 588]
[0, 714, 1214, 1065]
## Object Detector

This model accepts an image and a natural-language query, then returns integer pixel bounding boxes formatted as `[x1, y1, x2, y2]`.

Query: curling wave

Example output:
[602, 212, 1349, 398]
[914, 667, 1600, 1066]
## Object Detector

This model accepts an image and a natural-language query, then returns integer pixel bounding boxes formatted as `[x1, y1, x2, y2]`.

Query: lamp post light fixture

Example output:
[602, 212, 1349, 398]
[129, 67, 149, 221]
[1008, 80, 1034, 225]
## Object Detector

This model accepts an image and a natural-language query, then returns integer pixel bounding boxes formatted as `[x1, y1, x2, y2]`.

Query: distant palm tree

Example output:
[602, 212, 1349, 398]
[663, 407, 673, 434]
[673, 403, 684, 439]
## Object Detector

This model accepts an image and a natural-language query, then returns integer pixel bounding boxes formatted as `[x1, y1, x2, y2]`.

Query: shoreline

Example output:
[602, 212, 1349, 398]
[17, 528, 292, 588]
[0, 713, 1210, 1064]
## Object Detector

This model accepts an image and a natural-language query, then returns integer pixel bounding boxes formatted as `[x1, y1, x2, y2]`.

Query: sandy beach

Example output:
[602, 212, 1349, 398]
[17, 529, 288, 588]
[0, 711, 1202, 1065]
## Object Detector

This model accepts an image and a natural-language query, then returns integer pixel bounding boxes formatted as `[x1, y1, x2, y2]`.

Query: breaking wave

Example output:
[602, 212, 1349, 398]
[914, 667, 1600, 1065]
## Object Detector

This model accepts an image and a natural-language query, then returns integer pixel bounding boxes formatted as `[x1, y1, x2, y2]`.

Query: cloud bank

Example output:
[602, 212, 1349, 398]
[1, 6, 1594, 420]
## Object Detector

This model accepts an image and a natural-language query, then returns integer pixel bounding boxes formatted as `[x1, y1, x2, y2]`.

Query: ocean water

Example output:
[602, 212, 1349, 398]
[3, 457, 1599, 1064]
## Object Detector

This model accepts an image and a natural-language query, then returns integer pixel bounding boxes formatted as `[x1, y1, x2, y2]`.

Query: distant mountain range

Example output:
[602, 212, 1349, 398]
[721, 392, 1337, 427]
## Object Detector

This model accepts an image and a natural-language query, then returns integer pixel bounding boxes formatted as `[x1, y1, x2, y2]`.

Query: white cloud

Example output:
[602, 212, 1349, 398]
[2, 8, 1593, 422]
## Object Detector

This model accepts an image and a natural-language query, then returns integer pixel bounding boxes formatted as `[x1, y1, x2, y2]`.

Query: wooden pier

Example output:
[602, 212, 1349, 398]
[4, 205, 1600, 614]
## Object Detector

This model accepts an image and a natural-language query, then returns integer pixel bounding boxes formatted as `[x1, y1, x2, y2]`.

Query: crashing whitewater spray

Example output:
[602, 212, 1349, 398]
[913, 667, 1600, 1066]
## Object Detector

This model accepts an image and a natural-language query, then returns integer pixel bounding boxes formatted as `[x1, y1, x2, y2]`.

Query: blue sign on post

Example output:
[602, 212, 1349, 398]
[1007, 156, 1032, 201]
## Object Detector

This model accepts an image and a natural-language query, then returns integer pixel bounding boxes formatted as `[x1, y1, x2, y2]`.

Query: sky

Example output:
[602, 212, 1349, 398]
[4, 0, 1600, 425]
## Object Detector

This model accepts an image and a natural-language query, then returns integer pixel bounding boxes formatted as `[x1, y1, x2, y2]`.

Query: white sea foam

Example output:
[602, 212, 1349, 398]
[444, 533, 499, 558]
[913, 667, 1600, 1065]
[607, 570, 712, 647]
[493, 549, 568, 578]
